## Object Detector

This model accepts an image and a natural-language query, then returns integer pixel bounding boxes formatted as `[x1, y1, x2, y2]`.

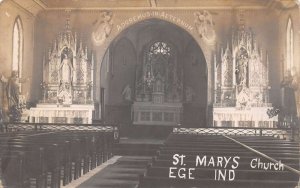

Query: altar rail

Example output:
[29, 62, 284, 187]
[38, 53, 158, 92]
[173, 127, 292, 139]
[0, 122, 119, 134]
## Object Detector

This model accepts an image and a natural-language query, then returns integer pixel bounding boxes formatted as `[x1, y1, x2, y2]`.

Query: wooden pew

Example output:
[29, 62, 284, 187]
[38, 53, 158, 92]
[0, 123, 118, 188]
[138, 134, 300, 188]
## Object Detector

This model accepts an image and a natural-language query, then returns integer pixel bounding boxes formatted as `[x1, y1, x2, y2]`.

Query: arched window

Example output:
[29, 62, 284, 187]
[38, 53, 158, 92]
[286, 17, 294, 75]
[149, 41, 171, 57]
[12, 17, 23, 78]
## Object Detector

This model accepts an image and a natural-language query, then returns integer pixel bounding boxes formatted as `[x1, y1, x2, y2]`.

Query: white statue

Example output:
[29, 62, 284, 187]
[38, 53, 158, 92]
[194, 10, 216, 45]
[92, 11, 113, 46]
[122, 85, 132, 101]
[236, 48, 248, 87]
[59, 54, 73, 84]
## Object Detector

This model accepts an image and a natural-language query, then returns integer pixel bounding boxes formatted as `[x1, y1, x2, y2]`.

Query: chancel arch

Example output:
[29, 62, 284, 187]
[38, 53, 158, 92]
[99, 18, 208, 127]
[12, 16, 23, 78]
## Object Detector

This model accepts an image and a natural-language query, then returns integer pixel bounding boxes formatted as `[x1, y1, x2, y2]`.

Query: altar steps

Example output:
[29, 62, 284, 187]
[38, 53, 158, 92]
[119, 124, 173, 139]
[114, 124, 172, 156]
[138, 134, 300, 188]
[113, 138, 163, 156]
[113, 143, 161, 156]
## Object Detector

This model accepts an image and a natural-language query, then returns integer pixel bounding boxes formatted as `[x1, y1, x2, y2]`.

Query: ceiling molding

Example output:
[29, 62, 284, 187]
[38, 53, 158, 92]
[35, 0, 279, 9]
[9, 0, 35, 17]
[11, 0, 45, 17]
[6, 0, 298, 16]
[44, 6, 269, 11]
[32, 0, 47, 9]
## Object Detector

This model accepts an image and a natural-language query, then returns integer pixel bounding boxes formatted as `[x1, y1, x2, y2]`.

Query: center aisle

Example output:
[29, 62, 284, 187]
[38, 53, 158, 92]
[77, 156, 151, 188]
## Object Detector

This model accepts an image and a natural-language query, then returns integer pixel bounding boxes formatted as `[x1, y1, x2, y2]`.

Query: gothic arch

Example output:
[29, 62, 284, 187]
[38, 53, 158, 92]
[96, 18, 210, 124]
[95, 17, 211, 74]
[97, 18, 210, 81]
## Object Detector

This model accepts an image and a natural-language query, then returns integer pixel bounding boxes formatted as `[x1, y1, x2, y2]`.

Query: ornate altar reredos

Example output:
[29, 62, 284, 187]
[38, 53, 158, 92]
[29, 18, 94, 124]
[213, 25, 277, 127]
[133, 41, 183, 125]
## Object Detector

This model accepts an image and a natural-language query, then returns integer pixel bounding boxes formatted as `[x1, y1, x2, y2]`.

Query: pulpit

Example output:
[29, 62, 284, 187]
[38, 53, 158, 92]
[133, 41, 183, 126]
[29, 17, 95, 124]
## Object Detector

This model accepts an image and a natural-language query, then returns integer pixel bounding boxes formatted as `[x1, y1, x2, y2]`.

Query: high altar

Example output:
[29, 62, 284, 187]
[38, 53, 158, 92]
[132, 42, 183, 126]
[213, 21, 277, 128]
[29, 18, 95, 124]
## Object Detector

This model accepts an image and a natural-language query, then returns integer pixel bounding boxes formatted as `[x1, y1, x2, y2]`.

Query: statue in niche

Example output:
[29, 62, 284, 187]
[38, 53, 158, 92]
[59, 53, 73, 84]
[57, 53, 73, 105]
[194, 10, 216, 45]
[92, 11, 113, 46]
[122, 84, 132, 102]
[235, 48, 248, 87]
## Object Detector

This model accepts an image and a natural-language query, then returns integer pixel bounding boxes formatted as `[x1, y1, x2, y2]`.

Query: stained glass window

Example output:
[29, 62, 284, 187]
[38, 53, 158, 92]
[149, 42, 171, 57]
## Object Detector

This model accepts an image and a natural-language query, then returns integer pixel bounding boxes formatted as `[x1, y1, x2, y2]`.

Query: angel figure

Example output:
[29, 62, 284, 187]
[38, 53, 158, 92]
[194, 10, 216, 45]
[92, 11, 113, 46]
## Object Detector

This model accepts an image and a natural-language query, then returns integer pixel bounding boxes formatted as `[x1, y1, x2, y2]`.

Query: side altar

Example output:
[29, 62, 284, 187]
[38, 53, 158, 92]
[29, 18, 95, 124]
[213, 20, 277, 128]
[132, 42, 183, 126]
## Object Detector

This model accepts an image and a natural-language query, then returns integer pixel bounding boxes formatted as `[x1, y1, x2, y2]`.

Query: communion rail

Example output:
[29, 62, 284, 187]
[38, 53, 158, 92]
[173, 127, 296, 140]
[0, 122, 119, 133]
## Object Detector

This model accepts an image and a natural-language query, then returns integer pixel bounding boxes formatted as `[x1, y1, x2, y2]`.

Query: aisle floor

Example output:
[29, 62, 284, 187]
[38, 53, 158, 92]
[75, 156, 151, 188]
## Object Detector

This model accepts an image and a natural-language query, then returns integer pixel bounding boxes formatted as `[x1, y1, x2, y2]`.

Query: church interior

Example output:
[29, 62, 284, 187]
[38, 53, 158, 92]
[0, 0, 300, 187]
